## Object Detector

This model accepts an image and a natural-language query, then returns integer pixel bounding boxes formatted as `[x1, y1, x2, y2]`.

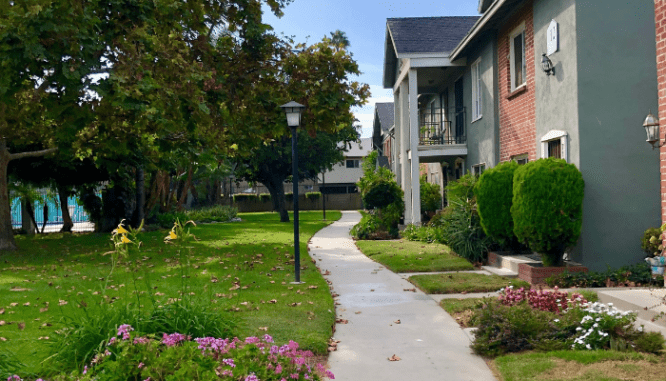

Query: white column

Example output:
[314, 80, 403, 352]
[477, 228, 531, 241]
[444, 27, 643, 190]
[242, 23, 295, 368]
[409, 69, 421, 225]
[393, 89, 401, 186]
[399, 79, 411, 223]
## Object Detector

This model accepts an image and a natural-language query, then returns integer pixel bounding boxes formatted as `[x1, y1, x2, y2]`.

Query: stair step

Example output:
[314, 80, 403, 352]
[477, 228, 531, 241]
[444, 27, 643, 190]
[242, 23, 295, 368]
[482, 266, 518, 278]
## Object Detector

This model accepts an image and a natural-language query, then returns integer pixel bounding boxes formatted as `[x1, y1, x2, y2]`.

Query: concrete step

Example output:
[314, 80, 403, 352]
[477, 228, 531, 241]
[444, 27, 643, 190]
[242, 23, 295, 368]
[482, 265, 518, 278]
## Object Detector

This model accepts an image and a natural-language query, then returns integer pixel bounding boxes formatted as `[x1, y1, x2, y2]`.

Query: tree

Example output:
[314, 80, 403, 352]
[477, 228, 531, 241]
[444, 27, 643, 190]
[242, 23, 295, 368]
[0, 0, 293, 249]
[235, 124, 359, 222]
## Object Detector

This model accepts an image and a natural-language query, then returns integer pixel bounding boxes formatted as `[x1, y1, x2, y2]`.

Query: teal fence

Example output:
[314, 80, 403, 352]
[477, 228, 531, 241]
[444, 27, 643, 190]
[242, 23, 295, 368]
[10, 194, 91, 229]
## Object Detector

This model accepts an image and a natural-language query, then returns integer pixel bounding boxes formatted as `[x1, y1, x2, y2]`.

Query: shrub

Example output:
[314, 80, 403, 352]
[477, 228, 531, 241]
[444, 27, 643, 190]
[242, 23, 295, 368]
[350, 213, 382, 240]
[305, 191, 321, 201]
[185, 205, 237, 222]
[156, 212, 188, 228]
[498, 286, 587, 314]
[633, 331, 665, 354]
[511, 158, 584, 266]
[401, 224, 443, 243]
[445, 173, 477, 204]
[420, 176, 442, 213]
[427, 208, 451, 228]
[49, 330, 332, 381]
[362, 177, 403, 210]
[641, 225, 665, 257]
[259, 193, 272, 202]
[232, 194, 258, 203]
[571, 302, 636, 350]
[475, 161, 519, 249]
[546, 262, 664, 288]
[440, 197, 491, 264]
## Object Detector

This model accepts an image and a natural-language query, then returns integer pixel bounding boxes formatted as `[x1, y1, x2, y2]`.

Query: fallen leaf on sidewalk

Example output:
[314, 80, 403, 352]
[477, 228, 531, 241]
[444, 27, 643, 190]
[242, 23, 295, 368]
[323, 270, 331, 275]
[388, 354, 401, 361]
[355, 311, 361, 314]
[403, 288, 416, 292]
[461, 291, 468, 295]
[394, 319, 401, 324]
[335, 318, 348, 324]
[331, 293, 339, 297]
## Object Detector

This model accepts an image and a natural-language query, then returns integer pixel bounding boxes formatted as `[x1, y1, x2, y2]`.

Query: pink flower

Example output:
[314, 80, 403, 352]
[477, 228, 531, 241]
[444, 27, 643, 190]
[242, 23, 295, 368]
[117, 324, 134, 340]
[222, 358, 236, 368]
[244, 374, 258, 381]
[275, 364, 283, 374]
[83, 365, 88, 375]
[162, 332, 188, 347]
[138, 362, 144, 369]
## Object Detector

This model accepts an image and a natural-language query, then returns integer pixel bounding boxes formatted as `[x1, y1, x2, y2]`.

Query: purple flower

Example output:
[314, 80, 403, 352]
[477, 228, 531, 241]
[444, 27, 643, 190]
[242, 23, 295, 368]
[244, 374, 258, 381]
[162, 332, 188, 347]
[222, 358, 236, 368]
[108, 337, 117, 345]
[117, 324, 134, 340]
[263, 334, 274, 343]
[138, 362, 144, 369]
[134, 336, 150, 345]
[275, 364, 283, 374]
[83, 365, 88, 375]
[245, 336, 259, 344]
[7, 376, 21, 381]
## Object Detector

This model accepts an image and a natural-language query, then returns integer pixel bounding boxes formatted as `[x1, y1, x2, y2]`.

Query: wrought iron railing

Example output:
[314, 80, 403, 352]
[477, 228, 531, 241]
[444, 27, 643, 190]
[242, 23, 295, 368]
[419, 107, 466, 146]
[10, 191, 93, 232]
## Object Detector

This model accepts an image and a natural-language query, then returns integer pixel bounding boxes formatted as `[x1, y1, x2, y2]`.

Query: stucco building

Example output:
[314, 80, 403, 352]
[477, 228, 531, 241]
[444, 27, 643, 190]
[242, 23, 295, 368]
[382, 0, 660, 271]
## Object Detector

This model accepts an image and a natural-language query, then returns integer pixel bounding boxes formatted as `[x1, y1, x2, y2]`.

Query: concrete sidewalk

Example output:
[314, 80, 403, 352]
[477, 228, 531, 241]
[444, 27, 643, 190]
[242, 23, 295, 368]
[309, 211, 496, 381]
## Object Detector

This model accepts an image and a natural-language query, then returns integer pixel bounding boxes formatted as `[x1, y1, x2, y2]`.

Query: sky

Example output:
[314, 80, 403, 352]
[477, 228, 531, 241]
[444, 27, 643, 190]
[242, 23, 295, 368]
[262, 0, 481, 138]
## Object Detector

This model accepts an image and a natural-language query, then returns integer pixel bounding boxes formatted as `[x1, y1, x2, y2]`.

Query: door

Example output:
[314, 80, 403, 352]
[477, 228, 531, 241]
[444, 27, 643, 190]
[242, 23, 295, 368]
[454, 78, 465, 144]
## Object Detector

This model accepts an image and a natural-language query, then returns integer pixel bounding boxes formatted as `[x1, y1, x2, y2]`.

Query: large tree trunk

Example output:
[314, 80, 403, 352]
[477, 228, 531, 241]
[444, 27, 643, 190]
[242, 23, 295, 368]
[264, 175, 289, 222]
[0, 143, 17, 251]
[58, 184, 74, 233]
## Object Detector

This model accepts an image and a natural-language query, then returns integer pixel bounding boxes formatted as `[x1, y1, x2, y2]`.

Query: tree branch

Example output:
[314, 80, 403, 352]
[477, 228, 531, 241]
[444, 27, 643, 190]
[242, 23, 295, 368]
[9, 147, 58, 161]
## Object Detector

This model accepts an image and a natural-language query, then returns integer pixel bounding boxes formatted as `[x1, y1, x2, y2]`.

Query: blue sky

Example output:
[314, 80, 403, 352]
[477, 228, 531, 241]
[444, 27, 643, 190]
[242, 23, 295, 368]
[262, 0, 480, 138]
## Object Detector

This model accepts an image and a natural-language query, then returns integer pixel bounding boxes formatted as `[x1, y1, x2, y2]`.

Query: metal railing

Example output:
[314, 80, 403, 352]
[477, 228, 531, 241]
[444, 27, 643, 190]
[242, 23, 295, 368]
[419, 107, 466, 146]
[10, 191, 93, 232]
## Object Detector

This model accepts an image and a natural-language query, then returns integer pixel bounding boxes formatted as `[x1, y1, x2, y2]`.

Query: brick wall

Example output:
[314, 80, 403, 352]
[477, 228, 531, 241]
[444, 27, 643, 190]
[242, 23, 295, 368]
[498, 2, 537, 163]
[656, 0, 666, 224]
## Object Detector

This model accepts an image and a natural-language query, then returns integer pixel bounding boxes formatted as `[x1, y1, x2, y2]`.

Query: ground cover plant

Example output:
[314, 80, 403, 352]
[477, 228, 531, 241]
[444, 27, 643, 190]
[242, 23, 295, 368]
[155, 205, 238, 228]
[355, 240, 473, 273]
[0, 211, 340, 378]
[439, 298, 486, 327]
[492, 350, 666, 381]
[546, 262, 664, 288]
[409, 273, 529, 294]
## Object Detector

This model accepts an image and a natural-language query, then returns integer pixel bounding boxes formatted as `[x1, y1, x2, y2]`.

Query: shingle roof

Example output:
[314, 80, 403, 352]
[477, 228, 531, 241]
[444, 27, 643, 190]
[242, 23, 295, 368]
[375, 103, 394, 132]
[387, 16, 480, 54]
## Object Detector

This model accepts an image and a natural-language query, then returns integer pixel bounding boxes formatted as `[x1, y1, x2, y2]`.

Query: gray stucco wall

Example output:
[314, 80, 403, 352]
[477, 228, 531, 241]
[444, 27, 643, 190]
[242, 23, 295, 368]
[533, 0, 580, 167]
[464, 32, 499, 172]
[574, 0, 660, 271]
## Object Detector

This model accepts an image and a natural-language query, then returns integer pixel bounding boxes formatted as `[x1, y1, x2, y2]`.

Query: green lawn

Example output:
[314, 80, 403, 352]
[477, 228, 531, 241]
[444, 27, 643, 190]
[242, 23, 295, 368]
[493, 350, 666, 381]
[0, 211, 340, 374]
[409, 273, 529, 294]
[355, 240, 473, 272]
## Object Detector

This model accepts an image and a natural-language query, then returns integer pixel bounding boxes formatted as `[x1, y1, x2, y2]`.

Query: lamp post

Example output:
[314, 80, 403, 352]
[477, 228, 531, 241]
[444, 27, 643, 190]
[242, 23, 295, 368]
[322, 170, 326, 221]
[280, 101, 306, 283]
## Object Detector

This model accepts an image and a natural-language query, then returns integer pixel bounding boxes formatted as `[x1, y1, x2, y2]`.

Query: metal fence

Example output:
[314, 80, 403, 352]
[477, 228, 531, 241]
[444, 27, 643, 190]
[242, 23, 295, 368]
[10, 192, 94, 233]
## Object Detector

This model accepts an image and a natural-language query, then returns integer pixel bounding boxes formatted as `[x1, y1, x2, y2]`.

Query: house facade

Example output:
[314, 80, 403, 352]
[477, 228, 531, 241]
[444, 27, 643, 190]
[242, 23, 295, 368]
[382, 0, 660, 271]
[317, 137, 372, 195]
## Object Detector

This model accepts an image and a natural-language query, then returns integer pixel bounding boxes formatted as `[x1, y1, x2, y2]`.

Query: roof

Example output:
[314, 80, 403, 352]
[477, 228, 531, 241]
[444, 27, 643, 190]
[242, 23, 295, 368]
[346, 137, 373, 157]
[375, 103, 394, 132]
[386, 16, 480, 55]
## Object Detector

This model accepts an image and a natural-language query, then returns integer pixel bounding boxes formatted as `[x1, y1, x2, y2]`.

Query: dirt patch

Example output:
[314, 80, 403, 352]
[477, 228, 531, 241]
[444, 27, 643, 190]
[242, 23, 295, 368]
[541, 358, 666, 381]
[451, 310, 475, 328]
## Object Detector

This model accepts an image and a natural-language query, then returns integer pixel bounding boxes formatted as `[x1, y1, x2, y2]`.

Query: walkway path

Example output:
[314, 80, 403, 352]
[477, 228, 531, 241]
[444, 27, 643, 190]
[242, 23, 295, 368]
[308, 211, 496, 381]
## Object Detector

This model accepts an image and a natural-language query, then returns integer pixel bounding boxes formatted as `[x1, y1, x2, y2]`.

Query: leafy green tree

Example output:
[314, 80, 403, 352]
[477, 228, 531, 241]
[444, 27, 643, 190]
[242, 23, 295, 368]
[0, 0, 292, 249]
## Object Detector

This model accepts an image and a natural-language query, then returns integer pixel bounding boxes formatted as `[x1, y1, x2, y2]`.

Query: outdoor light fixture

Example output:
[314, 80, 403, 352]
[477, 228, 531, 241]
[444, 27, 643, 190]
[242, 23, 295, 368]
[280, 101, 306, 284]
[643, 110, 664, 149]
[541, 54, 554, 76]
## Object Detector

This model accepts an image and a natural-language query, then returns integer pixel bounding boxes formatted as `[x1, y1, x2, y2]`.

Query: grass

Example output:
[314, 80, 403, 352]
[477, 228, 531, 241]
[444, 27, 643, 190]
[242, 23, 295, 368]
[409, 273, 529, 294]
[493, 350, 666, 381]
[0, 211, 341, 375]
[355, 239, 473, 273]
[439, 297, 487, 328]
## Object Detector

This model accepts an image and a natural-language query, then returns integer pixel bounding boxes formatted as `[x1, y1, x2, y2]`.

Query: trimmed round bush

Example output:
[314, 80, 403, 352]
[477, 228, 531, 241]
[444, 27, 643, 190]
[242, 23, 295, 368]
[362, 178, 403, 210]
[475, 161, 518, 249]
[511, 158, 584, 266]
[420, 177, 442, 213]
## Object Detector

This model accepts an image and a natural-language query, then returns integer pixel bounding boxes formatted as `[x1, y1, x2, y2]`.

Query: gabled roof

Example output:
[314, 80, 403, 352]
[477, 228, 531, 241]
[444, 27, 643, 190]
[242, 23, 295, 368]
[375, 103, 394, 133]
[478, 0, 495, 13]
[346, 137, 373, 157]
[386, 17, 480, 55]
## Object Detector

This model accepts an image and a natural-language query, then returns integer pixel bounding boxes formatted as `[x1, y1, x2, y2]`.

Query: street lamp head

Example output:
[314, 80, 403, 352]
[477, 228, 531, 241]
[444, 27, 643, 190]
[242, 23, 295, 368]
[643, 110, 660, 147]
[541, 53, 554, 76]
[280, 101, 306, 128]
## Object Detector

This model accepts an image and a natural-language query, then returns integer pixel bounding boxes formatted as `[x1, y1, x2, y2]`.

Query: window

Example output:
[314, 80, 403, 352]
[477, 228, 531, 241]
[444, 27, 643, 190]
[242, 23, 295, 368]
[509, 24, 526, 91]
[346, 159, 360, 168]
[512, 154, 528, 165]
[472, 164, 486, 176]
[471, 58, 482, 121]
[540, 130, 568, 161]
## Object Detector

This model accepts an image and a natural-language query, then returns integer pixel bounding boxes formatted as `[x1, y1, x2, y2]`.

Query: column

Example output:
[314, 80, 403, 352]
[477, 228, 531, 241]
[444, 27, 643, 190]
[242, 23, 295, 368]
[399, 79, 411, 223]
[393, 89, 401, 186]
[409, 69, 421, 225]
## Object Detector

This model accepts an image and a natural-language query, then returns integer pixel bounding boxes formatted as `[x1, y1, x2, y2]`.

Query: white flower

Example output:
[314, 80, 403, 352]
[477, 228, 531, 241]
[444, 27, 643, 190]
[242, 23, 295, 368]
[596, 318, 602, 322]
[608, 303, 613, 306]
[593, 323, 599, 328]
[576, 327, 583, 331]
[586, 344, 592, 350]
[554, 319, 560, 323]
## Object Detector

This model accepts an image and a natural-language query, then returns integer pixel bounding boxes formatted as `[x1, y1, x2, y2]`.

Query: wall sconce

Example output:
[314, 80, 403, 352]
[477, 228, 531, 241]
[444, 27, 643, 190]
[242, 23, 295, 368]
[541, 54, 554, 75]
[643, 110, 664, 149]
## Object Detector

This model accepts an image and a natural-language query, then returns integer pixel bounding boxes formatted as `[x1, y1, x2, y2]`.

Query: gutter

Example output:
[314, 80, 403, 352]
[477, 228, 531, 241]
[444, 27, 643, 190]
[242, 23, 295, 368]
[449, 0, 507, 61]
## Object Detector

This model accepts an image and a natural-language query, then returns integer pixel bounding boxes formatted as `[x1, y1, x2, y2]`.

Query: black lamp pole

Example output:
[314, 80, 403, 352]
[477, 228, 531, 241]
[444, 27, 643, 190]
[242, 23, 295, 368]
[281, 101, 306, 283]
[291, 124, 301, 283]
[322, 170, 326, 221]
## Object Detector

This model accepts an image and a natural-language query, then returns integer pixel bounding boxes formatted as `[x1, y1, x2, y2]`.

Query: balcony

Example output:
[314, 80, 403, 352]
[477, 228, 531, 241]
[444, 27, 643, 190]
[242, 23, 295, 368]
[417, 107, 467, 160]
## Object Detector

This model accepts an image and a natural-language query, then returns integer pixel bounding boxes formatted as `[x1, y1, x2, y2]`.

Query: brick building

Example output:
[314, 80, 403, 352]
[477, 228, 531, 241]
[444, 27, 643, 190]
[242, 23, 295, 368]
[381, 0, 659, 271]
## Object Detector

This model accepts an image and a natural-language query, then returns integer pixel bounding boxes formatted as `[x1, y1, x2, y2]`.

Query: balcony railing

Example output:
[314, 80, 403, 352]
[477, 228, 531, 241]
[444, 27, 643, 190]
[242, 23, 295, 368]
[419, 107, 466, 146]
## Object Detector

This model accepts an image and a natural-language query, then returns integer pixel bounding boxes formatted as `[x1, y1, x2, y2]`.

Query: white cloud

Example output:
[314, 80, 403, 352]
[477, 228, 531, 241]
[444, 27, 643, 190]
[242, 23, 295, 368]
[353, 84, 394, 138]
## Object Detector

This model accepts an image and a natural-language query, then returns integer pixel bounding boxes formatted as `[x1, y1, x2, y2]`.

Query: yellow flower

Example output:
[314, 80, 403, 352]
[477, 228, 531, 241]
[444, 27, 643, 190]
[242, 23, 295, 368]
[120, 234, 132, 244]
[167, 230, 178, 240]
[230, 143, 238, 150]
[113, 225, 129, 235]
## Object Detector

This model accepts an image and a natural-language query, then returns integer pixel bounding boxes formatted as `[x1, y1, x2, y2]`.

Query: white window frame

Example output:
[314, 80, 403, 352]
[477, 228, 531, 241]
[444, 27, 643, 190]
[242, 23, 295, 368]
[346, 159, 360, 168]
[540, 130, 568, 162]
[472, 163, 486, 176]
[471, 58, 483, 121]
[509, 23, 526, 92]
